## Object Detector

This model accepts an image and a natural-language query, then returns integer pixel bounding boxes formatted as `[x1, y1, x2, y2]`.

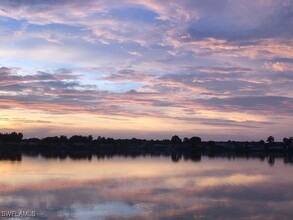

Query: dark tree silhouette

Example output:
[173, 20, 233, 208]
[171, 135, 182, 143]
[183, 137, 189, 143]
[42, 136, 59, 144]
[283, 137, 289, 145]
[188, 136, 201, 147]
[267, 136, 274, 144]
[59, 135, 68, 143]
[69, 135, 93, 143]
[207, 140, 215, 147]
[0, 132, 23, 142]
[1, 130, 292, 164]
[283, 137, 293, 149]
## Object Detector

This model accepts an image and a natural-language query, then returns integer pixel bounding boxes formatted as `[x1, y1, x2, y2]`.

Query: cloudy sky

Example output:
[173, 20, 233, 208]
[0, 0, 292, 140]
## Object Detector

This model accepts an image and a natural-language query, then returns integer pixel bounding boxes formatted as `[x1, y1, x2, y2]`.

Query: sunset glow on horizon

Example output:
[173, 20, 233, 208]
[0, 0, 292, 140]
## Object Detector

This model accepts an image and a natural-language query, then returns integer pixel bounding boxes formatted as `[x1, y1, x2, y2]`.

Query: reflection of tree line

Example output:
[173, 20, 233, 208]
[0, 149, 292, 166]
[0, 132, 292, 165]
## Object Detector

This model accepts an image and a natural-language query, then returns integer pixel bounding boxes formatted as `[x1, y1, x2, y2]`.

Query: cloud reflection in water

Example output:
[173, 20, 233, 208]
[0, 156, 292, 219]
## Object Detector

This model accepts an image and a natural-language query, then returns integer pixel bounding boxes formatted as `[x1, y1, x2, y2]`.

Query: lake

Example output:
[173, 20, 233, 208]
[0, 155, 293, 219]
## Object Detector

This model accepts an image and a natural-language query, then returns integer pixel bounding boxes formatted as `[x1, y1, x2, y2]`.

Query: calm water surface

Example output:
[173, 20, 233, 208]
[0, 156, 293, 220]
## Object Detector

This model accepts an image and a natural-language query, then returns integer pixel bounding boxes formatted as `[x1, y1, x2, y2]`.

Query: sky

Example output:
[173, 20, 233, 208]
[0, 0, 292, 141]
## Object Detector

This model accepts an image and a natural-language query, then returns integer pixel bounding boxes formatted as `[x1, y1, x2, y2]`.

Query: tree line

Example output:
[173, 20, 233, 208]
[0, 132, 292, 147]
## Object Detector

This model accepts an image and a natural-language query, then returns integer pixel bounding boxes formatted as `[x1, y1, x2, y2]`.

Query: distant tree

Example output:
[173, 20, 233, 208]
[283, 137, 289, 145]
[161, 139, 170, 144]
[171, 135, 182, 144]
[183, 137, 189, 143]
[42, 136, 59, 144]
[27, 138, 40, 142]
[11, 132, 23, 142]
[189, 136, 201, 145]
[283, 137, 293, 148]
[0, 132, 23, 142]
[106, 137, 115, 144]
[96, 136, 106, 143]
[69, 135, 92, 143]
[207, 140, 215, 147]
[267, 136, 274, 144]
[131, 138, 138, 143]
[59, 135, 68, 143]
